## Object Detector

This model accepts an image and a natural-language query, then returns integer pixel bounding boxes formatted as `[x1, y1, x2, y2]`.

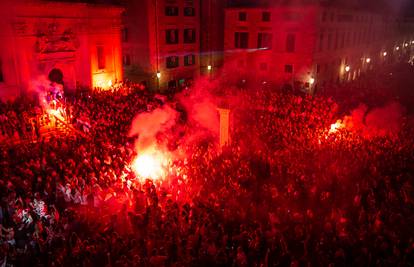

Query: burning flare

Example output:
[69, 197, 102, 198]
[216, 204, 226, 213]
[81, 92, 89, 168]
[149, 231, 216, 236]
[131, 150, 168, 181]
[329, 120, 345, 134]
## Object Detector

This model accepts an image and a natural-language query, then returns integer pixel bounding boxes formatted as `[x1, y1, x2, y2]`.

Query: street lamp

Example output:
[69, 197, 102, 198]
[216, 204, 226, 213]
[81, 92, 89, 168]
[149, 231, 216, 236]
[309, 77, 315, 85]
[383, 51, 387, 57]
[345, 65, 350, 72]
[156, 71, 161, 79]
[365, 58, 371, 63]
[396, 46, 400, 51]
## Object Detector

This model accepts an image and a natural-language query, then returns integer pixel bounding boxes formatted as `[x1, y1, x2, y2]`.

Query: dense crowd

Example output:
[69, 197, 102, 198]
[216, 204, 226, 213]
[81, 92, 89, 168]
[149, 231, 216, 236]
[1, 67, 414, 267]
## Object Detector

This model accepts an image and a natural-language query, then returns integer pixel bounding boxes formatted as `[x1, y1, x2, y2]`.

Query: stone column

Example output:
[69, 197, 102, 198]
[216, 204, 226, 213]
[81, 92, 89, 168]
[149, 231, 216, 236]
[217, 108, 230, 147]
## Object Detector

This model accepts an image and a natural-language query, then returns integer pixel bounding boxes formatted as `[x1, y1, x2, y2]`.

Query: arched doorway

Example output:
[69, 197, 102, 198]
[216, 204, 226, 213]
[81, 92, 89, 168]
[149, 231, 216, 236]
[48, 68, 64, 85]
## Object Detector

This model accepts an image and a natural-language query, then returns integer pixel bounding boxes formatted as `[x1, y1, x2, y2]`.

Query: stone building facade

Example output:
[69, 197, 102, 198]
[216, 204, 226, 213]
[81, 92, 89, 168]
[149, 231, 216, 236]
[0, 1, 123, 99]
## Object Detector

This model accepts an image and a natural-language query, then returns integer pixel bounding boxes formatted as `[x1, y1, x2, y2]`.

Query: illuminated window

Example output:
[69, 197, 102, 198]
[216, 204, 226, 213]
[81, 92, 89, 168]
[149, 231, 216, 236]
[166, 29, 179, 44]
[235, 32, 248, 48]
[184, 54, 195, 66]
[184, 29, 196, 43]
[286, 34, 296, 52]
[97, 46, 105, 70]
[165, 6, 179, 16]
[258, 33, 272, 49]
[184, 7, 195, 16]
[262, 12, 271, 22]
[284, 64, 293, 73]
[166, 56, 179, 68]
[239, 12, 247, 21]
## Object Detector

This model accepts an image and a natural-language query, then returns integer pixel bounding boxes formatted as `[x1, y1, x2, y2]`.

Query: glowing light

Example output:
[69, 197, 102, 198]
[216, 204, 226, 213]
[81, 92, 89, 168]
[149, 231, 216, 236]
[131, 151, 167, 181]
[309, 77, 315, 85]
[365, 58, 371, 63]
[383, 51, 387, 57]
[329, 120, 345, 134]
[207, 65, 212, 71]
[93, 73, 114, 90]
[404, 43, 408, 47]
[345, 65, 350, 72]
[156, 71, 161, 79]
[411, 41, 414, 44]
[396, 46, 400, 51]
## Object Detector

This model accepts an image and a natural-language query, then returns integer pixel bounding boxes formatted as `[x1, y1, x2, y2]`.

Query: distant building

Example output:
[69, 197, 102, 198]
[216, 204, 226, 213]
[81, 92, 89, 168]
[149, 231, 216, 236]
[224, 2, 414, 93]
[0, 1, 123, 100]
[122, 0, 200, 91]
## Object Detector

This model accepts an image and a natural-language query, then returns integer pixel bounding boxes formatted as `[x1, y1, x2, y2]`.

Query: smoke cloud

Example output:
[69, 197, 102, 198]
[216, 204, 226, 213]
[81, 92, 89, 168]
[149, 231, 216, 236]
[129, 105, 178, 152]
[344, 102, 405, 137]
[176, 76, 220, 136]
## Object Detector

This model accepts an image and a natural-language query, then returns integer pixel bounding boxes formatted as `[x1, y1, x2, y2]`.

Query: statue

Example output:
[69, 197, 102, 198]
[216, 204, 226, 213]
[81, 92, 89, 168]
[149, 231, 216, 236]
[35, 24, 79, 53]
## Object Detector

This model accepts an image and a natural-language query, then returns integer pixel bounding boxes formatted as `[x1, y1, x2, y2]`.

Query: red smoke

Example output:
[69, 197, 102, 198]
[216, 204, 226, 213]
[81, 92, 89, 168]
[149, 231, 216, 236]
[176, 76, 220, 135]
[129, 105, 178, 152]
[343, 102, 405, 137]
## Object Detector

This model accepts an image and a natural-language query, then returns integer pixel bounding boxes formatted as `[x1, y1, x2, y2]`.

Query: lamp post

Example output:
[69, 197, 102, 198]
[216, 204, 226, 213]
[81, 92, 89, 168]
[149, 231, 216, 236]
[207, 65, 212, 79]
[156, 71, 161, 90]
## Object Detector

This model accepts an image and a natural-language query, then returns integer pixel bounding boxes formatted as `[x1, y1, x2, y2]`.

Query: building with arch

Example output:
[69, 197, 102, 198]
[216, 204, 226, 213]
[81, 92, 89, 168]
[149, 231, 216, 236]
[0, 0, 123, 100]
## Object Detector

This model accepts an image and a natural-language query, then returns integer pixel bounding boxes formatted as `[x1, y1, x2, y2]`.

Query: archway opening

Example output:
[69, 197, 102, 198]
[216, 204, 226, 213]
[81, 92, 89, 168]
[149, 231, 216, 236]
[48, 68, 64, 85]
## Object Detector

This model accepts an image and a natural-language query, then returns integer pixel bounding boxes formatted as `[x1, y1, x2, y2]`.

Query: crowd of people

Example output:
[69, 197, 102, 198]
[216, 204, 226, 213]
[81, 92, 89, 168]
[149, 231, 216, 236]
[0, 65, 414, 267]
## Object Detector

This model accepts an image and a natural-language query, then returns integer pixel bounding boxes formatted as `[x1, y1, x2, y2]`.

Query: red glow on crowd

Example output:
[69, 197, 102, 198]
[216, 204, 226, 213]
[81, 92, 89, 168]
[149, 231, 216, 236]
[329, 120, 345, 134]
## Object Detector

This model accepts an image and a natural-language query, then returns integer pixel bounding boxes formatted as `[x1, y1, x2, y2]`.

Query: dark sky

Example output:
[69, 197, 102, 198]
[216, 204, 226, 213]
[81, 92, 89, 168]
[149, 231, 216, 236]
[228, 0, 414, 15]
[47, 0, 414, 16]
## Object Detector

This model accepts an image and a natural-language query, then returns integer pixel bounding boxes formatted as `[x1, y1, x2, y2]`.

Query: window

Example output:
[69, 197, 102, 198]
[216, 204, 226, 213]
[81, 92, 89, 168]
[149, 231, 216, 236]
[319, 33, 324, 52]
[239, 12, 247, 21]
[122, 28, 128, 42]
[123, 54, 131, 66]
[258, 33, 272, 49]
[184, 54, 195, 66]
[322, 11, 327, 22]
[184, 29, 196, 43]
[97, 46, 105, 70]
[327, 33, 332, 50]
[166, 56, 179, 68]
[284, 64, 293, 73]
[334, 31, 338, 50]
[166, 29, 179, 44]
[0, 59, 3, 82]
[235, 32, 248, 48]
[262, 12, 271, 22]
[286, 34, 296, 52]
[165, 6, 179, 16]
[184, 7, 195, 16]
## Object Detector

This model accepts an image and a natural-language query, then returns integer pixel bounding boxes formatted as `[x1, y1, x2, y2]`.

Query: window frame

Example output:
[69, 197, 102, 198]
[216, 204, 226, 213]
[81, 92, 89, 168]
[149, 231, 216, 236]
[165, 6, 179, 16]
[166, 29, 179, 44]
[166, 56, 179, 68]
